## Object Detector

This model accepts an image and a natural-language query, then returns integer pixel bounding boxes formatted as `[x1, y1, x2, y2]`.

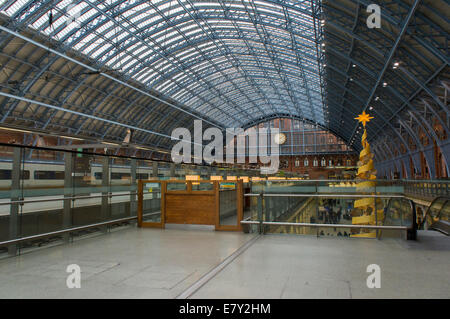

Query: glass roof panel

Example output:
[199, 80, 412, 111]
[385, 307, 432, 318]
[0, 0, 325, 127]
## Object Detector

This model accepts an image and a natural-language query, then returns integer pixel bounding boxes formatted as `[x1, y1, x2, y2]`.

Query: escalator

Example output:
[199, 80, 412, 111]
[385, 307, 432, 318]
[420, 197, 450, 236]
[381, 197, 417, 240]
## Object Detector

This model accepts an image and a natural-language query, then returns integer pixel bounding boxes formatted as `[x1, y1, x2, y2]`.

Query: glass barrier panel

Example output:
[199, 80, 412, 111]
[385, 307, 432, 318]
[219, 182, 237, 226]
[167, 182, 187, 191]
[0, 145, 16, 248]
[250, 180, 408, 196]
[19, 148, 66, 244]
[262, 196, 356, 237]
[251, 180, 317, 194]
[136, 159, 152, 181]
[192, 182, 213, 191]
[72, 191, 103, 226]
[242, 194, 409, 239]
[22, 148, 66, 198]
[158, 162, 170, 180]
[142, 182, 161, 222]
[242, 195, 259, 234]
[381, 198, 413, 239]
[68, 153, 107, 232]
[109, 157, 132, 219]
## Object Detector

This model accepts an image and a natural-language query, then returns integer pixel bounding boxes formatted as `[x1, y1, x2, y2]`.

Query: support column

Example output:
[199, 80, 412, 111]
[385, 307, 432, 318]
[130, 158, 137, 217]
[207, 166, 212, 179]
[8, 147, 21, 256]
[101, 156, 110, 231]
[152, 161, 158, 179]
[63, 152, 73, 242]
[423, 147, 436, 179]
[170, 163, 175, 178]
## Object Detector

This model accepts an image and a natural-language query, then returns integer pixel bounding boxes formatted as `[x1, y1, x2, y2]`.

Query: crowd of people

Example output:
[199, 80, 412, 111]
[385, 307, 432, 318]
[313, 199, 354, 237]
[318, 199, 352, 224]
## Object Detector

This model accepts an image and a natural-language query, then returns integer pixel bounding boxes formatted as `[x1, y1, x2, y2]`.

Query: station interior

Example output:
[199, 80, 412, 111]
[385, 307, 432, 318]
[0, 0, 448, 299]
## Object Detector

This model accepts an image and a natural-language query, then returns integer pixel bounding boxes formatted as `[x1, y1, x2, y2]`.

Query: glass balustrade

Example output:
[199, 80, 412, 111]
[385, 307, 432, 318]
[243, 180, 416, 239]
[1, 143, 447, 256]
[0, 144, 256, 256]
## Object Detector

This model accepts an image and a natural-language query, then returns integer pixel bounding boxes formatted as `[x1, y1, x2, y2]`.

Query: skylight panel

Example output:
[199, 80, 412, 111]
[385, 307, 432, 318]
[29, 12, 51, 31]
[135, 67, 153, 81]
[55, 0, 73, 10]
[171, 88, 189, 101]
[90, 43, 112, 59]
[56, 22, 80, 38]
[123, 3, 152, 18]
[43, 15, 66, 33]
[78, 7, 97, 24]
[154, 79, 172, 91]
[130, 12, 149, 24]
[82, 40, 101, 55]
[120, 57, 136, 71]
[95, 20, 114, 34]
[73, 33, 97, 50]
[174, 46, 195, 58]
[134, 46, 148, 57]
[3, 0, 29, 16]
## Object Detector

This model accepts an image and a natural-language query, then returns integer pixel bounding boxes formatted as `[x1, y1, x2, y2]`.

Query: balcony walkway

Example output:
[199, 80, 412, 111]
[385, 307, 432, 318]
[0, 227, 448, 299]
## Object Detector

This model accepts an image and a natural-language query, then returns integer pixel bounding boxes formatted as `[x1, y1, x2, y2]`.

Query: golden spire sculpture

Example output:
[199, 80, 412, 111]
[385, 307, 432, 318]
[351, 111, 383, 238]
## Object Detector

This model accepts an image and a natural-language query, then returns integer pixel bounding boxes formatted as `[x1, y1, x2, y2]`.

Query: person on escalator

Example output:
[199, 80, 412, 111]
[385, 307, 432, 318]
[337, 207, 342, 222]
[324, 205, 331, 223]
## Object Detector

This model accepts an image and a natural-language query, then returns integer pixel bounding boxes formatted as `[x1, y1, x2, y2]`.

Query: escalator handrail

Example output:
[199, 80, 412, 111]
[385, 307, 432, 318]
[421, 196, 450, 232]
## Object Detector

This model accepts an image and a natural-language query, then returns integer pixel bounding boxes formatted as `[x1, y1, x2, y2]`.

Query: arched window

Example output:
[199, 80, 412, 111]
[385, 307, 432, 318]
[313, 158, 318, 167]
[328, 159, 333, 167]
[304, 158, 309, 167]
[295, 159, 300, 167]
[321, 158, 326, 167]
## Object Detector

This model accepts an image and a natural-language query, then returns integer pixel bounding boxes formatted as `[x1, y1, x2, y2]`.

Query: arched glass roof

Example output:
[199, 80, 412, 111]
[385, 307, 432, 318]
[0, 0, 448, 174]
[0, 0, 325, 127]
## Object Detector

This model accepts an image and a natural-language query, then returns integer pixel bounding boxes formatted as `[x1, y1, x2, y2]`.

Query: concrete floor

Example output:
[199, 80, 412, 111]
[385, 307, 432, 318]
[0, 227, 252, 299]
[191, 231, 450, 299]
[0, 227, 448, 299]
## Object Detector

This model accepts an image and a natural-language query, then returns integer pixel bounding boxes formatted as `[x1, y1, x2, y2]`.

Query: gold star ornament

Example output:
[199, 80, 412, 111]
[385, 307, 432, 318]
[355, 111, 374, 127]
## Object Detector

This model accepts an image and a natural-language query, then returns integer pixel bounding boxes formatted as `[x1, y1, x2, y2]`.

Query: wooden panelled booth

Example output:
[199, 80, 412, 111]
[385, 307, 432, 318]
[137, 180, 244, 231]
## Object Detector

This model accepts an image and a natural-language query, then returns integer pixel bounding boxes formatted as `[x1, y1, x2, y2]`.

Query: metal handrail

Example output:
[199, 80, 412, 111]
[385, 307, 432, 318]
[240, 220, 408, 230]
[0, 191, 138, 206]
[244, 193, 404, 198]
[0, 211, 160, 247]
[250, 179, 403, 183]
[0, 216, 137, 246]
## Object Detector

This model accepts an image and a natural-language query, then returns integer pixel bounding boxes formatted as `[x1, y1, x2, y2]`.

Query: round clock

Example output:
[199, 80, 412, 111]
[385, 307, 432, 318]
[274, 133, 287, 145]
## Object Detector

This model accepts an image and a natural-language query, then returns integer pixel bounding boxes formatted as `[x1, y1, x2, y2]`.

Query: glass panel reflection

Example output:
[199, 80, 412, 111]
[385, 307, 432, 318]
[219, 182, 237, 226]
[167, 182, 187, 191]
[142, 182, 161, 223]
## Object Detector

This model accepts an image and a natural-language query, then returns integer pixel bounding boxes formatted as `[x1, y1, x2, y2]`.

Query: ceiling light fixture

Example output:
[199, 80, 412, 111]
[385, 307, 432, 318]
[0, 126, 33, 134]
[60, 135, 84, 141]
